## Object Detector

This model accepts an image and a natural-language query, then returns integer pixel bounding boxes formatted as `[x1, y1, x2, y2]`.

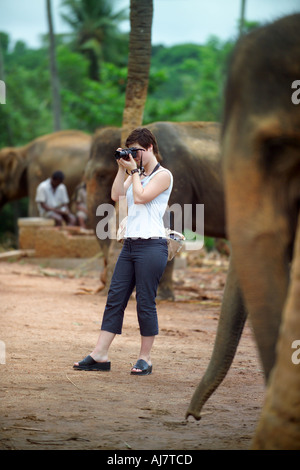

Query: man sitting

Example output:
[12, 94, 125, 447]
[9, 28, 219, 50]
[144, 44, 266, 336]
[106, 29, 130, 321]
[35, 171, 76, 226]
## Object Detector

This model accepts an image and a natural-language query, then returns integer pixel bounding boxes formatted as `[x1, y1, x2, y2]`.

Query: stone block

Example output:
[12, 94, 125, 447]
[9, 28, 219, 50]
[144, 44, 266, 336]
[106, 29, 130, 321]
[18, 217, 55, 250]
[18, 218, 100, 258]
[34, 227, 100, 258]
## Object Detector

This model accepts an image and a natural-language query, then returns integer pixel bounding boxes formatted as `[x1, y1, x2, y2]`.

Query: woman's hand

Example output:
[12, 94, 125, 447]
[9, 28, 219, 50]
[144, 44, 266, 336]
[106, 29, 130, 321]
[116, 149, 137, 172]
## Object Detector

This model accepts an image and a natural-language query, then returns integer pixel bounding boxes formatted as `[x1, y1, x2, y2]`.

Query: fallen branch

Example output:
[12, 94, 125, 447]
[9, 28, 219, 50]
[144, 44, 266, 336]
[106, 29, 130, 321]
[3, 425, 46, 432]
[66, 374, 80, 389]
[0, 249, 35, 261]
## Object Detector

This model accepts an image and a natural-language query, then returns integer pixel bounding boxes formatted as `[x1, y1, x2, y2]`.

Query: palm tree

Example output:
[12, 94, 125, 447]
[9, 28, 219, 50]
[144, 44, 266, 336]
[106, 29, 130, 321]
[61, 0, 128, 81]
[121, 0, 153, 145]
[46, 0, 61, 131]
[101, 0, 153, 288]
[239, 0, 246, 36]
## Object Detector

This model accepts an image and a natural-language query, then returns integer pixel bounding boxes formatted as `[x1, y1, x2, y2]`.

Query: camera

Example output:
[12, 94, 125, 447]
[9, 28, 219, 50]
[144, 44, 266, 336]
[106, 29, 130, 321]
[114, 147, 144, 160]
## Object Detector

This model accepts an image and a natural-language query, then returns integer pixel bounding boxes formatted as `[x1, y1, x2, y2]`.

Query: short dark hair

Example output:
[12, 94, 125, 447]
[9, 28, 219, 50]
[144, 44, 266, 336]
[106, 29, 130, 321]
[52, 170, 65, 181]
[125, 128, 161, 161]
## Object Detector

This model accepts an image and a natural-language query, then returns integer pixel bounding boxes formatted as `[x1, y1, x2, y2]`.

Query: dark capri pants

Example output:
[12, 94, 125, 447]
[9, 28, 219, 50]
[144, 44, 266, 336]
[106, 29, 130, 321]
[101, 238, 168, 336]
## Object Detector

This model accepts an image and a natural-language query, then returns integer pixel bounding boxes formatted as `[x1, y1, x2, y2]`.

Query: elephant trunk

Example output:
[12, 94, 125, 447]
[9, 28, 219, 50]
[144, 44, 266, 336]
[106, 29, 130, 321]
[251, 213, 300, 449]
[186, 256, 247, 420]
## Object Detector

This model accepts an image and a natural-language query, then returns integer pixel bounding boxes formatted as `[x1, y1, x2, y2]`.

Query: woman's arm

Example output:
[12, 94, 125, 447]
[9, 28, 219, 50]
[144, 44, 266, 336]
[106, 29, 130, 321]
[113, 153, 171, 204]
[131, 171, 170, 204]
[111, 164, 127, 202]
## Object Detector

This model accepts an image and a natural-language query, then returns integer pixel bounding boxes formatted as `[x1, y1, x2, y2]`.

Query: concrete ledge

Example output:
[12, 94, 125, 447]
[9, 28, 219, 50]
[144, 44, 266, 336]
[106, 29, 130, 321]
[18, 217, 55, 227]
[0, 249, 35, 261]
[18, 218, 101, 258]
[18, 217, 55, 250]
[24, 256, 103, 271]
[34, 227, 100, 258]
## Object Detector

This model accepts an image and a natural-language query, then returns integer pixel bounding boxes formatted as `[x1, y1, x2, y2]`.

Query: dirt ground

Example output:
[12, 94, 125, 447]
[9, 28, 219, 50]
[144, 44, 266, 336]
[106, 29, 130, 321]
[0, 250, 265, 451]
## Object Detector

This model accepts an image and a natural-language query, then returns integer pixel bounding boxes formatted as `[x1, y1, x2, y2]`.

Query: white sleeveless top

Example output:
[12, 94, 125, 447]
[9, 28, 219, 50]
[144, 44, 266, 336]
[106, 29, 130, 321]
[125, 167, 173, 238]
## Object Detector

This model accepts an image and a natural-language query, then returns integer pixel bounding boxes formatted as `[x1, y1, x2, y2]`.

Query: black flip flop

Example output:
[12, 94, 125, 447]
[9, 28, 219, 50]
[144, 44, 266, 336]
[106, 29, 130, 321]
[130, 359, 152, 375]
[73, 355, 111, 371]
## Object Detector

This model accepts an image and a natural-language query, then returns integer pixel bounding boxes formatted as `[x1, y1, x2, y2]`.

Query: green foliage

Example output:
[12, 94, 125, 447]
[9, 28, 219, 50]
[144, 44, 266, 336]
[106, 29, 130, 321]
[0, 32, 235, 147]
[145, 36, 234, 124]
[0, 6, 237, 147]
[0, 0, 243, 243]
[61, 0, 129, 79]
[56, 49, 128, 131]
[204, 237, 216, 251]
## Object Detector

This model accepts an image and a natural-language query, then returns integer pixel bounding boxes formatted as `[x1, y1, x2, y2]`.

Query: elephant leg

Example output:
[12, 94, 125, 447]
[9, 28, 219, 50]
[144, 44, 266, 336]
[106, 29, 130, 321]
[186, 255, 247, 420]
[251, 214, 300, 450]
[223, 127, 291, 380]
[157, 259, 175, 301]
[28, 180, 39, 217]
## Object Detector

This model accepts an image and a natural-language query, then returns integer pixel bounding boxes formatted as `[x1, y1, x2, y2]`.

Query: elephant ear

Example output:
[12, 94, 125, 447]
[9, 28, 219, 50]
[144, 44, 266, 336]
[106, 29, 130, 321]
[0, 149, 27, 199]
[1, 149, 22, 178]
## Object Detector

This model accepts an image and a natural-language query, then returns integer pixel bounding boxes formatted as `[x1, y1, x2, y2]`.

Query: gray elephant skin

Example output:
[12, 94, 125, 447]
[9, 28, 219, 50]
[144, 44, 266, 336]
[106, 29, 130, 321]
[212, 14, 300, 448]
[0, 130, 91, 215]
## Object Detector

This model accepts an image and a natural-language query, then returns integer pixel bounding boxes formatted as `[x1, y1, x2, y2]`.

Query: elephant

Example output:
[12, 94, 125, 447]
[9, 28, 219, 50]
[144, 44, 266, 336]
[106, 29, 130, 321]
[0, 130, 91, 216]
[208, 14, 300, 448]
[0, 142, 28, 209]
[252, 214, 300, 449]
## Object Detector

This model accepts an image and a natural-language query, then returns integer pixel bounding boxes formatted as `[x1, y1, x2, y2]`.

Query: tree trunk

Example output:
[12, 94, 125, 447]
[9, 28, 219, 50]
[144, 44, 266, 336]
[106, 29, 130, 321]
[99, 0, 153, 293]
[46, 0, 61, 131]
[239, 0, 246, 36]
[121, 0, 153, 146]
[252, 213, 300, 449]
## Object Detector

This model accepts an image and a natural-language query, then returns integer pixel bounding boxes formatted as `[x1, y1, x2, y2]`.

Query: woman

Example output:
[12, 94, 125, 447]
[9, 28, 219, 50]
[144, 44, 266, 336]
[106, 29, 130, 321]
[74, 128, 173, 375]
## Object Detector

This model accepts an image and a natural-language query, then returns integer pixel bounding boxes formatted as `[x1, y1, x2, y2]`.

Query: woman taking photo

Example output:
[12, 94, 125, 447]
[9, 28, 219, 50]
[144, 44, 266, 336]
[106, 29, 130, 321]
[74, 127, 173, 375]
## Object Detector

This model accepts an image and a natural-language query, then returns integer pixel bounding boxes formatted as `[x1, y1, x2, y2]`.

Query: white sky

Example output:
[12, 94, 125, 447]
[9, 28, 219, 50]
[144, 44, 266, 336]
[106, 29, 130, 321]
[0, 0, 299, 49]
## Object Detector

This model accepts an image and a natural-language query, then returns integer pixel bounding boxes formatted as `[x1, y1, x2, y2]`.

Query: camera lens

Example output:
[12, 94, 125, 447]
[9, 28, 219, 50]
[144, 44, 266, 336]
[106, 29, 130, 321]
[114, 149, 129, 160]
[114, 147, 142, 160]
